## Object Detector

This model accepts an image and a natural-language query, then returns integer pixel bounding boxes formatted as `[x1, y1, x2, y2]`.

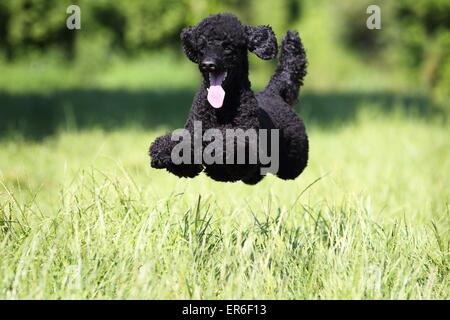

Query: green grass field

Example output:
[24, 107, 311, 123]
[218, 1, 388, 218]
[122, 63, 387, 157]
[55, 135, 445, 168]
[0, 5, 449, 297]
[0, 83, 449, 298]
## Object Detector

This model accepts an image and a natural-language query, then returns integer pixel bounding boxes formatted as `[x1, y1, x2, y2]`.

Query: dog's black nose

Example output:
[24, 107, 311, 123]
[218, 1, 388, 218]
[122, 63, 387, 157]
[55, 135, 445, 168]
[200, 60, 217, 72]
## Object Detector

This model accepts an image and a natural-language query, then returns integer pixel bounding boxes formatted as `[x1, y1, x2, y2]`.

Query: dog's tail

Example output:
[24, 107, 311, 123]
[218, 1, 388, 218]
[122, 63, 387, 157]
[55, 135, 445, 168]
[263, 30, 307, 106]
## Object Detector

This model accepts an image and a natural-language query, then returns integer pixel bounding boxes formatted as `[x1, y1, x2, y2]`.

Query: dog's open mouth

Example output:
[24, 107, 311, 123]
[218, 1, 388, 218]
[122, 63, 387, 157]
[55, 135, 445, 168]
[207, 71, 227, 108]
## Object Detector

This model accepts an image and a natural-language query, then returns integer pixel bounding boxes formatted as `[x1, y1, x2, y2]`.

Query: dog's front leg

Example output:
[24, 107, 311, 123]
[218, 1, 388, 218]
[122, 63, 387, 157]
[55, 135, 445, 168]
[150, 134, 173, 169]
[149, 134, 203, 178]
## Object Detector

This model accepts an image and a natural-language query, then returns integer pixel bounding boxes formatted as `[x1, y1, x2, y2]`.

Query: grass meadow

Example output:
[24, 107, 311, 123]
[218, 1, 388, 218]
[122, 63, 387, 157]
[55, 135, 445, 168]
[1, 85, 448, 299]
[0, 6, 449, 299]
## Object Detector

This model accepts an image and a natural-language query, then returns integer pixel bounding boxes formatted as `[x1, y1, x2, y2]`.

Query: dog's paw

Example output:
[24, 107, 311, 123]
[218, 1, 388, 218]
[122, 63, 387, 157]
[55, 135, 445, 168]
[151, 154, 172, 169]
[151, 157, 165, 169]
[149, 135, 174, 169]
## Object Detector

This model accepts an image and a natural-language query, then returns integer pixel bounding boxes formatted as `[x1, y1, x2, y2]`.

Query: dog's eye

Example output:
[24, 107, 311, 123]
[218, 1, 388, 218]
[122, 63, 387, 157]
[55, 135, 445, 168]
[224, 46, 233, 55]
[198, 39, 207, 51]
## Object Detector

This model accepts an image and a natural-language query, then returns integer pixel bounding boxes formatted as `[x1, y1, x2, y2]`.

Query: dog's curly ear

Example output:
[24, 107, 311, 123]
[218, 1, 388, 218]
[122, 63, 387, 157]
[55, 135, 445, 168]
[181, 26, 197, 63]
[245, 25, 277, 60]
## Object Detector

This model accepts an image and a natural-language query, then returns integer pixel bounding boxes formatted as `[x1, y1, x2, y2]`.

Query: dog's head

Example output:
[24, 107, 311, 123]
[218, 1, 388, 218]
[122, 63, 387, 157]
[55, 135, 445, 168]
[181, 13, 277, 108]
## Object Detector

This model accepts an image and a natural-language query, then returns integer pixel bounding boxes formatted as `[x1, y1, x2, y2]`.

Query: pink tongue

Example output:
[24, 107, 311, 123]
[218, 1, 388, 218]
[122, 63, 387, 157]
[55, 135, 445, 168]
[207, 72, 226, 108]
[207, 86, 225, 108]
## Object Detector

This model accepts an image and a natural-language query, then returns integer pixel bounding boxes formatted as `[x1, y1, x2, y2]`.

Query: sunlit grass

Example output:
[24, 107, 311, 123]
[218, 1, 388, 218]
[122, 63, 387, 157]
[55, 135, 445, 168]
[0, 1, 447, 298]
[1, 107, 448, 299]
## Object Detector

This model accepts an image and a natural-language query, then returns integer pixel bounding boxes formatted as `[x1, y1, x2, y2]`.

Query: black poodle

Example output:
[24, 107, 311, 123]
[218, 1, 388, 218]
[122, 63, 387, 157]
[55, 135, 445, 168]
[149, 13, 308, 185]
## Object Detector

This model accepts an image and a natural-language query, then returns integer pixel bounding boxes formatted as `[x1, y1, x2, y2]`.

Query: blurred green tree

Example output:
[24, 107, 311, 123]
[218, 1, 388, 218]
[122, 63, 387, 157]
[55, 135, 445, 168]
[393, 0, 450, 105]
[0, 0, 447, 105]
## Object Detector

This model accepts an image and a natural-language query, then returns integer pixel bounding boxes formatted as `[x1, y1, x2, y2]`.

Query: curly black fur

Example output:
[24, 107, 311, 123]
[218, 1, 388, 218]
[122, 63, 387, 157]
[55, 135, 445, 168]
[149, 13, 309, 184]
